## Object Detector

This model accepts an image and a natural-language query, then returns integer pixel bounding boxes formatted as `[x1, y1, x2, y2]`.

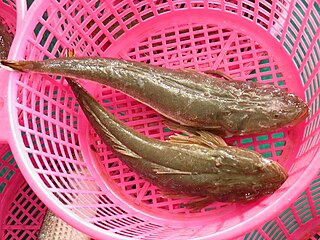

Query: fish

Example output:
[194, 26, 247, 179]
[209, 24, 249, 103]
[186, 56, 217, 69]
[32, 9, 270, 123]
[0, 57, 309, 136]
[64, 76, 288, 210]
[0, 24, 13, 60]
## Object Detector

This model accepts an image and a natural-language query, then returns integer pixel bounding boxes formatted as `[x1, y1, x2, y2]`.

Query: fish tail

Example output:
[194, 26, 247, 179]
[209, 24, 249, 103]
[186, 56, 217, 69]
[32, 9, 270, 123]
[0, 60, 34, 72]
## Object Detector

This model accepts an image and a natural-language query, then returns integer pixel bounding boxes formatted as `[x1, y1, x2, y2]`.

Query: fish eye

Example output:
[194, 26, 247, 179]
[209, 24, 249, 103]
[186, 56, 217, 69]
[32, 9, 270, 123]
[274, 113, 279, 118]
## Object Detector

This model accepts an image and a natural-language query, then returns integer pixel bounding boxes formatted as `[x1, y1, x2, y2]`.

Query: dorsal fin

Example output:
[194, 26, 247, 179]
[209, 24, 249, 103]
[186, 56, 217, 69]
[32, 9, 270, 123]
[168, 131, 227, 148]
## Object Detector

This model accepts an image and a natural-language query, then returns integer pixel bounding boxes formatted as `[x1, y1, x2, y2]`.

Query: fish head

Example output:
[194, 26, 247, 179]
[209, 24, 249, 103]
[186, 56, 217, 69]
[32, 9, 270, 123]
[250, 158, 288, 200]
[280, 94, 310, 127]
[242, 158, 288, 201]
[269, 93, 309, 127]
[212, 149, 288, 203]
[238, 92, 309, 134]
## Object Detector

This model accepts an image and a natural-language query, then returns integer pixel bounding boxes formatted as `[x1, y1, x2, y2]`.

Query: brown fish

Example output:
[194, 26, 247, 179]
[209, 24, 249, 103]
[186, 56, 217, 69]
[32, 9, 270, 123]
[1, 57, 309, 136]
[0, 24, 12, 60]
[65, 77, 288, 210]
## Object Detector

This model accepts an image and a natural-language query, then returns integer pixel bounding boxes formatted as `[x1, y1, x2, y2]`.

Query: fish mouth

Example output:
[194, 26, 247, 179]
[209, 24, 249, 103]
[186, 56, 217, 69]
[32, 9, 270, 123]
[288, 103, 310, 127]
[271, 161, 288, 183]
[279, 167, 289, 182]
[289, 103, 310, 126]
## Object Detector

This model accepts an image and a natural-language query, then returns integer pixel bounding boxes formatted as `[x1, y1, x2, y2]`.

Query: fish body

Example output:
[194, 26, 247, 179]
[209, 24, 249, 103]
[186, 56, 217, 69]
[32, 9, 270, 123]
[66, 77, 288, 208]
[1, 57, 309, 136]
[0, 25, 12, 60]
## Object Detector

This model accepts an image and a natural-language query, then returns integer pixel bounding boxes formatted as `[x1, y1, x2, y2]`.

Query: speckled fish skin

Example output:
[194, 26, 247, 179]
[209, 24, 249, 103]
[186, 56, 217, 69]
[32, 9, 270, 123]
[0, 25, 12, 60]
[65, 77, 288, 208]
[0, 57, 309, 136]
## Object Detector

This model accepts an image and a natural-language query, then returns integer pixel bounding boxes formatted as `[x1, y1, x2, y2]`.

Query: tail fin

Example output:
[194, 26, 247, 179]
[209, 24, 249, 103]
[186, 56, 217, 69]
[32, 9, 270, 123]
[0, 60, 33, 72]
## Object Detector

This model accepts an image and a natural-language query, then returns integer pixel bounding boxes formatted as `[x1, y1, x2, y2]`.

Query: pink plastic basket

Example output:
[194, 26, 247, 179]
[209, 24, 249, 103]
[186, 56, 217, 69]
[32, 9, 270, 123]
[0, 0, 319, 239]
[244, 173, 320, 240]
[0, 144, 47, 240]
[0, 0, 27, 92]
[0, 2, 47, 239]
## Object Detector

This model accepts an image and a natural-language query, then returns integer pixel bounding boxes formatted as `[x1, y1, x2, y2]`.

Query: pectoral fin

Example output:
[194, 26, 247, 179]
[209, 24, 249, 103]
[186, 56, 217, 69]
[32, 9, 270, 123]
[163, 118, 199, 135]
[153, 165, 195, 175]
[185, 196, 215, 211]
[204, 69, 234, 81]
[161, 192, 215, 211]
[113, 144, 142, 159]
[168, 131, 227, 148]
[163, 117, 225, 136]
[196, 131, 227, 147]
[160, 190, 190, 199]
[98, 122, 142, 159]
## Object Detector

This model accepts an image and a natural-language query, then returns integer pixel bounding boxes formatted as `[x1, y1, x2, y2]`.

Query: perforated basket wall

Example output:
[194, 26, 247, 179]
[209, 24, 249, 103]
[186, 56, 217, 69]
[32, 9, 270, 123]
[245, 172, 320, 240]
[0, 144, 47, 240]
[0, 1, 16, 34]
[1, 0, 319, 239]
[0, 1, 47, 240]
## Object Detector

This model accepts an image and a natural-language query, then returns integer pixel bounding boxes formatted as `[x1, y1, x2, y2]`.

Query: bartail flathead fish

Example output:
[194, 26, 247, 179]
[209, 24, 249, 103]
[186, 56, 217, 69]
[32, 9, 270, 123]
[1, 57, 309, 136]
[65, 77, 288, 210]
